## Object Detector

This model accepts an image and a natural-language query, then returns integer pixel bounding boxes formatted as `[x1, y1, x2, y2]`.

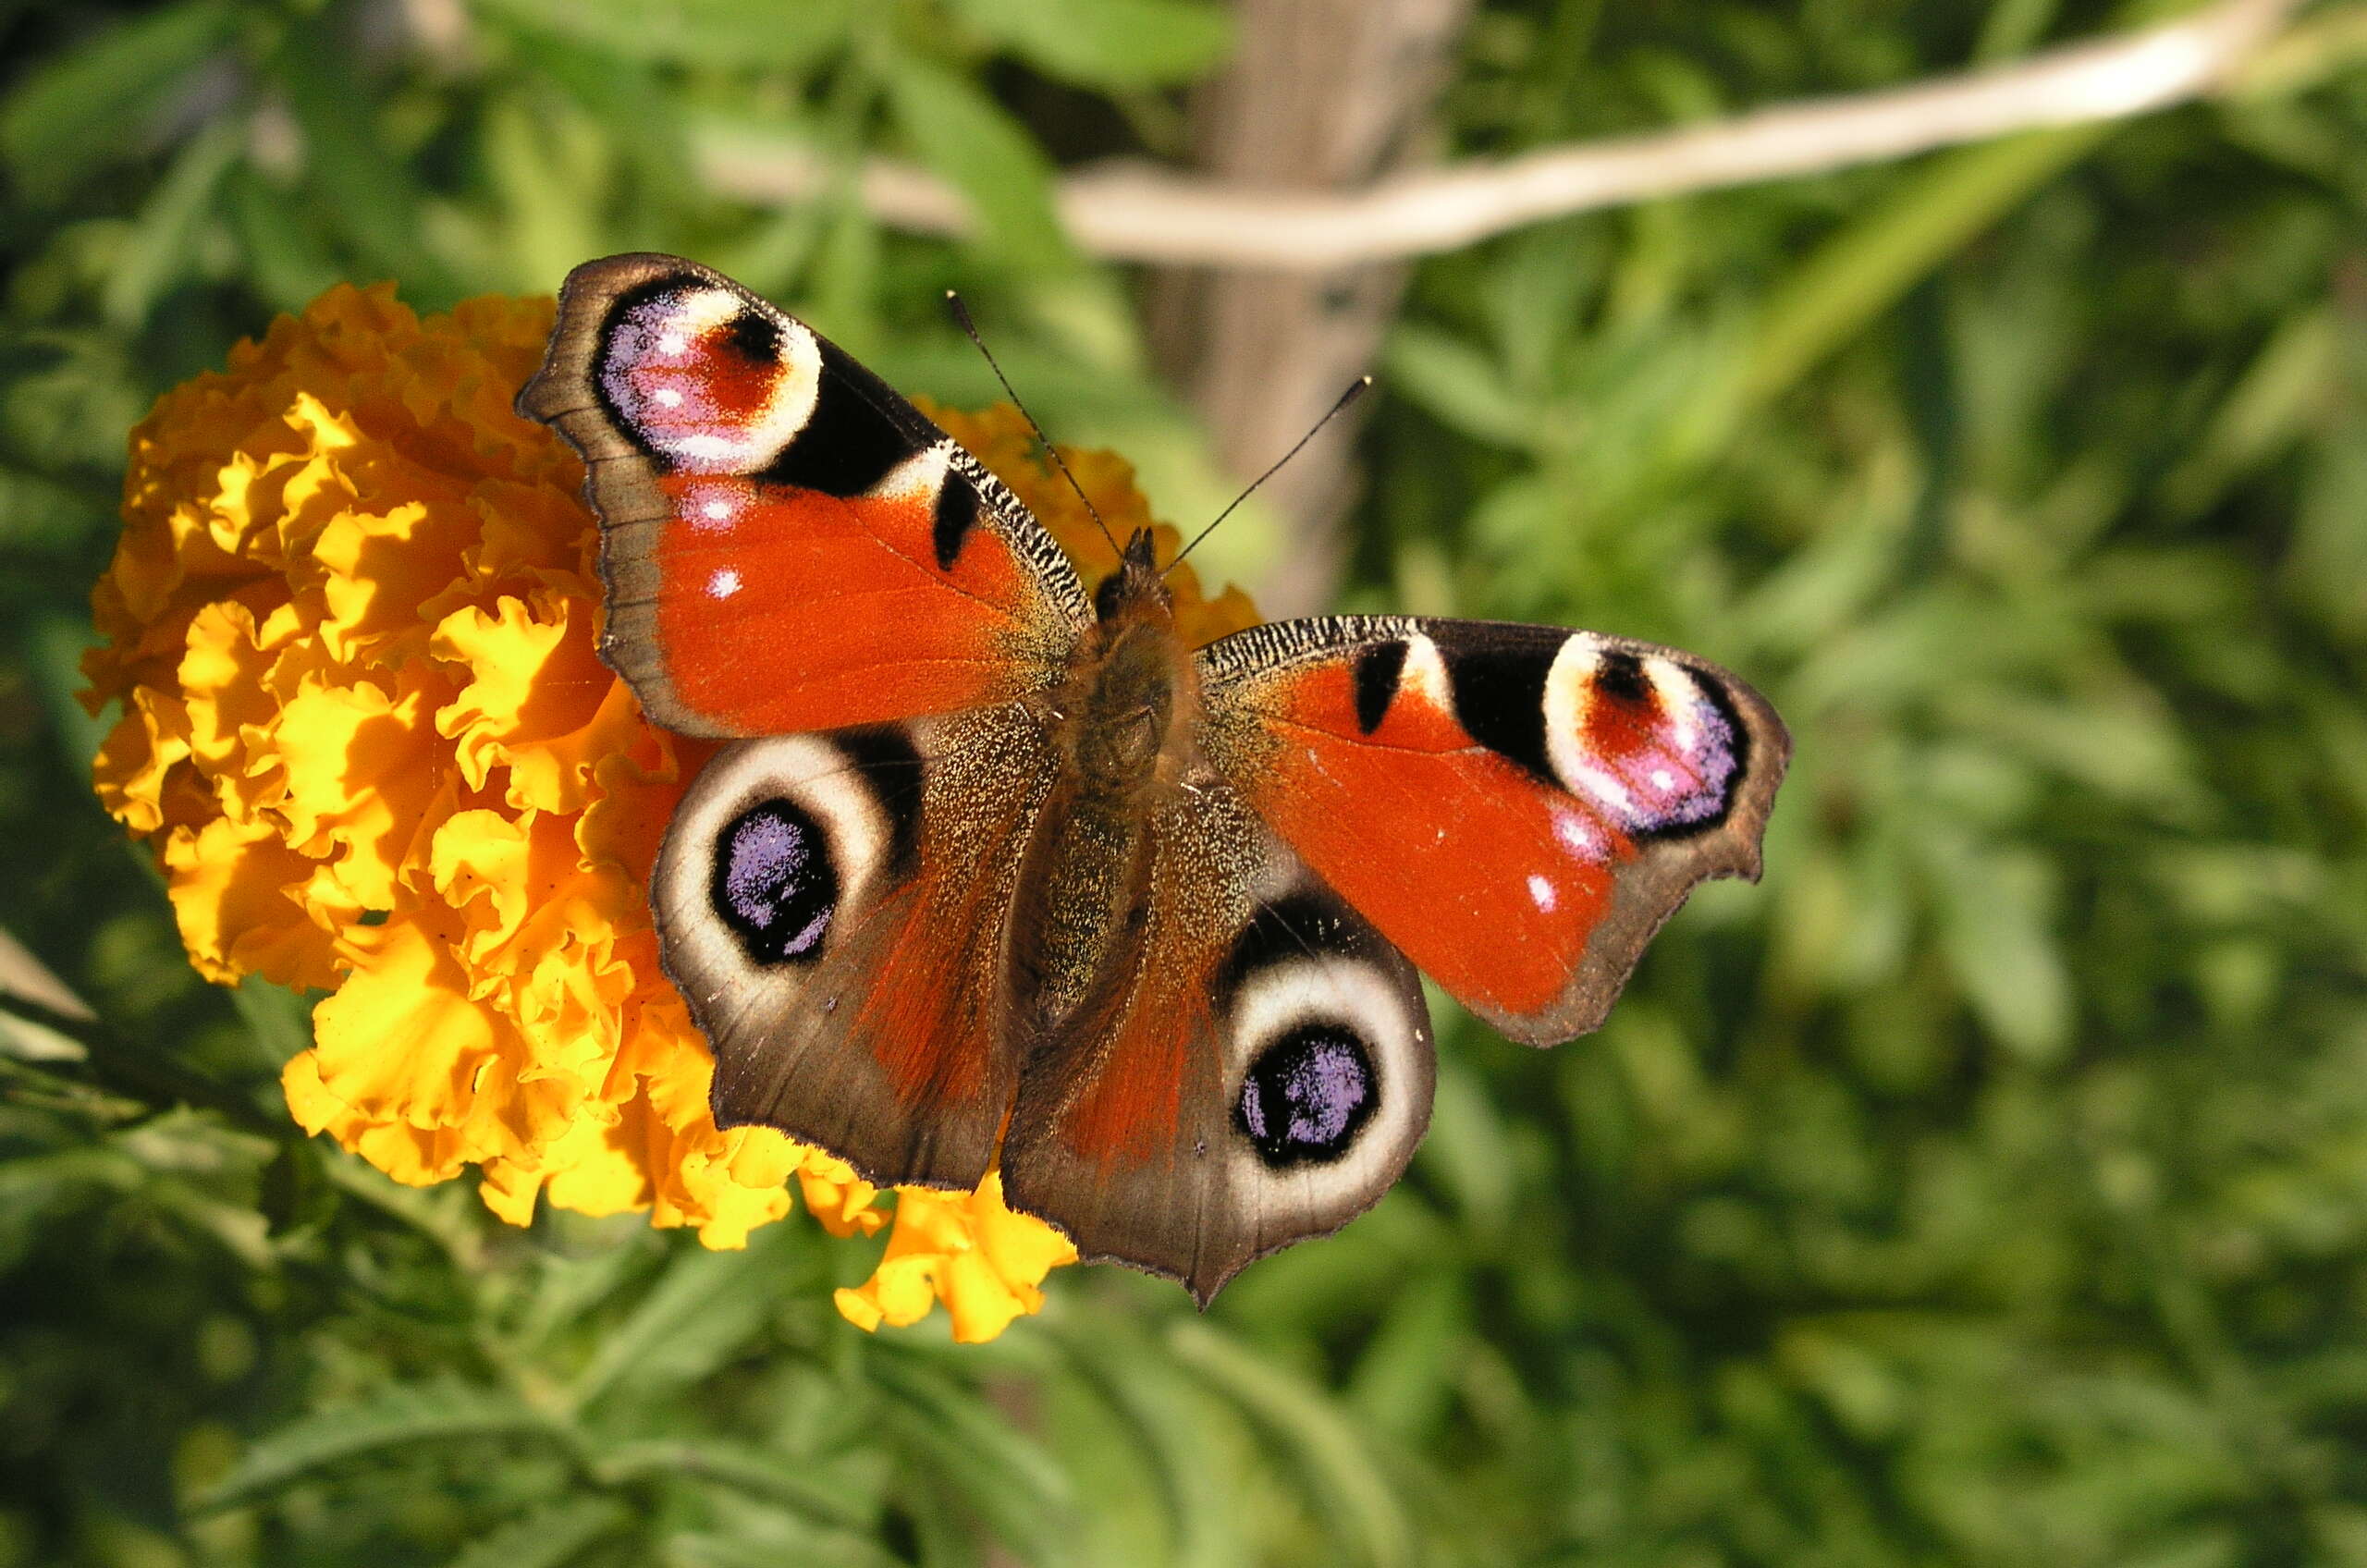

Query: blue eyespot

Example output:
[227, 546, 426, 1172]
[1237, 1025, 1375, 1167]
[711, 800, 836, 965]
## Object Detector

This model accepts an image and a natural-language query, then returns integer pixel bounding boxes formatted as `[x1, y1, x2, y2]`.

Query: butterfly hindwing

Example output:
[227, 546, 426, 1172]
[521, 253, 1090, 739]
[1000, 780, 1433, 1304]
[653, 705, 1053, 1190]
[1198, 616, 1789, 1045]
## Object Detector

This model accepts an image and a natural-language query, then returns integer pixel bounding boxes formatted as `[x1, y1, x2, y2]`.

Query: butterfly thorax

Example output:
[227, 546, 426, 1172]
[1012, 533, 1204, 1029]
[1066, 536, 1195, 785]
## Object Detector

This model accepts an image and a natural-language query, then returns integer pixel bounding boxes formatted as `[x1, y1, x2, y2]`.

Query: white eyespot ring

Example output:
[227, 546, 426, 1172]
[655, 735, 896, 985]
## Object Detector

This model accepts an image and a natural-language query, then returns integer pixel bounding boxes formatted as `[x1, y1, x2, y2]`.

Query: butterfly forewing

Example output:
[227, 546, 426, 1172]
[1197, 616, 1789, 1045]
[520, 252, 1090, 740]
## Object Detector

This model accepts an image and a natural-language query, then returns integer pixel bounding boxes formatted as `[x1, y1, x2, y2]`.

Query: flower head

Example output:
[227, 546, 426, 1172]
[88, 283, 1255, 1341]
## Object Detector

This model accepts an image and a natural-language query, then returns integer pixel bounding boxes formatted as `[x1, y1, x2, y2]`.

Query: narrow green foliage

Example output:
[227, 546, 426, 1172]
[268, 18, 460, 299]
[949, 0, 1233, 88]
[883, 50, 1075, 275]
[0, 0, 234, 200]
[191, 1382, 572, 1513]
[472, 0, 854, 68]
[440, 1497, 635, 1568]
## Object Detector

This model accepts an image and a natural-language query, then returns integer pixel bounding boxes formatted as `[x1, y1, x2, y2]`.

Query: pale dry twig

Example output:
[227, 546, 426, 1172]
[696, 0, 2305, 271]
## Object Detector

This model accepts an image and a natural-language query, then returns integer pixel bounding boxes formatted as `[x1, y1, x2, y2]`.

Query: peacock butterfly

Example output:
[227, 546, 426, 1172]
[521, 254, 1789, 1302]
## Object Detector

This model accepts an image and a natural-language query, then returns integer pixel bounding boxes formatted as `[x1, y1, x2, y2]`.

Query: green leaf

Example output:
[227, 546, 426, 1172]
[1923, 836, 2070, 1063]
[2159, 305, 2337, 520]
[565, 1234, 783, 1411]
[526, 29, 694, 190]
[443, 1497, 633, 1568]
[666, 1528, 909, 1568]
[1049, 1315, 1248, 1568]
[1168, 1325, 1418, 1568]
[871, 1352, 1079, 1564]
[511, 1233, 663, 1352]
[224, 165, 341, 312]
[600, 1438, 872, 1530]
[270, 19, 459, 298]
[950, 0, 1232, 88]
[0, 465, 106, 557]
[257, 1137, 335, 1238]
[1718, 126, 2108, 442]
[1344, 1271, 1470, 1444]
[191, 1383, 570, 1513]
[27, 614, 109, 769]
[0, 333, 151, 473]
[1384, 325, 1537, 449]
[0, 0, 235, 201]
[0, 931, 91, 1037]
[1413, 1060, 1515, 1235]
[0, 1012, 85, 1065]
[102, 120, 242, 329]
[479, 93, 607, 294]
[231, 978, 314, 1066]
[474, 0, 852, 68]
[881, 51, 1072, 273]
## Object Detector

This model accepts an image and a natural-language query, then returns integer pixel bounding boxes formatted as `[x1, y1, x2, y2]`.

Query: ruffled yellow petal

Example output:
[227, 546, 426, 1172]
[91, 685, 192, 837]
[835, 1173, 1080, 1343]
[432, 594, 639, 814]
[272, 665, 448, 911]
[178, 597, 291, 782]
[161, 815, 341, 990]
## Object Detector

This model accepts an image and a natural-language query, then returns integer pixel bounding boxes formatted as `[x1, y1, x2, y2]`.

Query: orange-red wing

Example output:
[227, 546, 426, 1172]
[1198, 616, 1789, 1046]
[521, 253, 1089, 739]
[1000, 786, 1433, 1305]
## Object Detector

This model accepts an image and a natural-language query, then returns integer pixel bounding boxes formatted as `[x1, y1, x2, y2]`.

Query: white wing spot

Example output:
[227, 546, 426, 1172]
[701, 498, 731, 521]
[1551, 806, 1601, 858]
[708, 568, 742, 599]
[1527, 874, 1557, 913]
[654, 387, 684, 409]
[1650, 767, 1675, 791]
[656, 333, 687, 355]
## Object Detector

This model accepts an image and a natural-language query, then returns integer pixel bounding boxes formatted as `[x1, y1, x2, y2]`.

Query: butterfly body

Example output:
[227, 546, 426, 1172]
[1012, 533, 1197, 1029]
[522, 253, 1789, 1301]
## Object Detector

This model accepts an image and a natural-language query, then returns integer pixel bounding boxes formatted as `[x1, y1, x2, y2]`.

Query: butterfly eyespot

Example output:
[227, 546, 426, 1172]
[595, 282, 818, 475]
[710, 799, 838, 965]
[1541, 638, 1748, 839]
[1236, 1023, 1377, 1168]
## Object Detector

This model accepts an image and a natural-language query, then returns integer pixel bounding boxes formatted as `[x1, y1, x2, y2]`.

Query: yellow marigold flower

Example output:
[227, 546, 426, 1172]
[87, 283, 1257, 1342]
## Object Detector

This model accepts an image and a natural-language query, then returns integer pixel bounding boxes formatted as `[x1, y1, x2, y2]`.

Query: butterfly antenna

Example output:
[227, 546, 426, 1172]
[946, 291, 1122, 559]
[1166, 376, 1372, 576]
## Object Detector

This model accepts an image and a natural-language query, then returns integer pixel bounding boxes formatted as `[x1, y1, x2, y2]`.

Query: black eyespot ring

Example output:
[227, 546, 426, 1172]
[711, 798, 837, 965]
[1236, 1024, 1376, 1168]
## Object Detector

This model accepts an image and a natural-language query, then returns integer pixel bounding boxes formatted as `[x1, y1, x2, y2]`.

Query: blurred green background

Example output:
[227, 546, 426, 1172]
[7, 0, 2367, 1563]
